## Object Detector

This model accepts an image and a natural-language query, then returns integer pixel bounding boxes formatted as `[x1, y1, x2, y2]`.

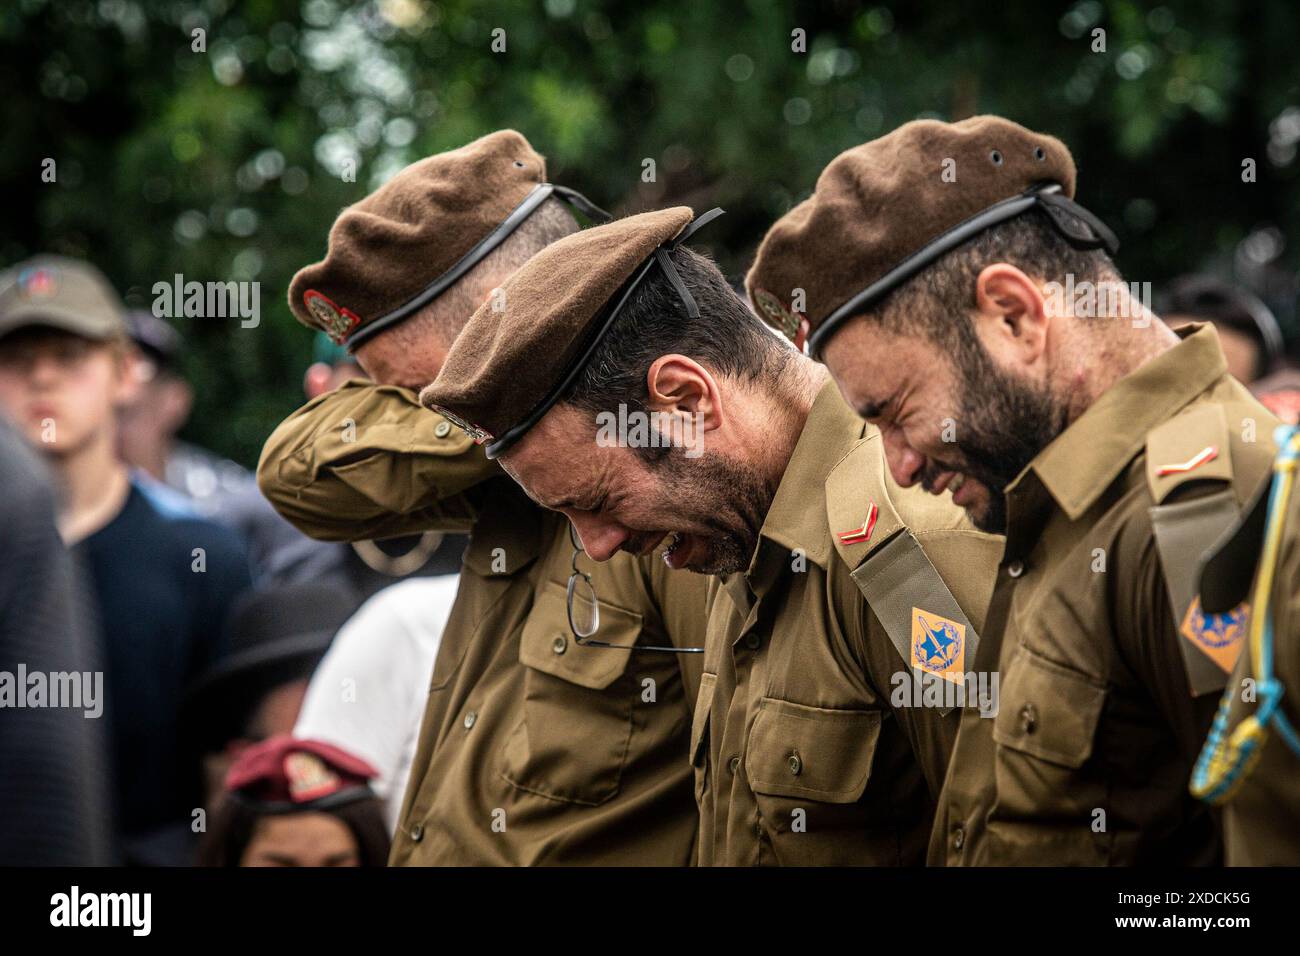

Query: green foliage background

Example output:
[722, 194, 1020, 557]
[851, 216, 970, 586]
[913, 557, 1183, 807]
[3, 0, 1298, 466]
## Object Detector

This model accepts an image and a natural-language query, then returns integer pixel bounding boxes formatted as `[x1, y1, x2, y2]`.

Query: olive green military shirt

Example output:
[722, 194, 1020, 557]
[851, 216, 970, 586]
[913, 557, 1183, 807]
[258, 380, 492, 541]
[932, 324, 1278, 866]
[693, 381, 1002, 865]
[257, 383, 709, 865]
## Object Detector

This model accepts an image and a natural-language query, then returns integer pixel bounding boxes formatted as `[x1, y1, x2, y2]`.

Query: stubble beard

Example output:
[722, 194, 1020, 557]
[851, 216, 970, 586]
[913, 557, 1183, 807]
[948, 347, 1066, 534]
[651, 445, 775, 575]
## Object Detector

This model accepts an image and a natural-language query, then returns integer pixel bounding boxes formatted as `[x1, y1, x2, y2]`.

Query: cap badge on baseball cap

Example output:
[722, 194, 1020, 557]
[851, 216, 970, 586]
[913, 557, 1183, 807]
[303, 290, 361, 345]
[18, 266, 58, 299]
[342, 181, 611, 351]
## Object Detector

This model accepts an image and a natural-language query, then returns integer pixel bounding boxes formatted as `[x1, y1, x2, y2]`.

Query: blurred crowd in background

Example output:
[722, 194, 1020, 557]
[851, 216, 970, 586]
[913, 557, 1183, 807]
[0, 258, 465, 865]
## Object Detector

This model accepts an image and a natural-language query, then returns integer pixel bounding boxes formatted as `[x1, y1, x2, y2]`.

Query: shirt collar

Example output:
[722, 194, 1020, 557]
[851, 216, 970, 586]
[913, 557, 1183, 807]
[461, 478, 547, 576]
[751, 377, 866, 577]
[1023, 322, 1228, 521]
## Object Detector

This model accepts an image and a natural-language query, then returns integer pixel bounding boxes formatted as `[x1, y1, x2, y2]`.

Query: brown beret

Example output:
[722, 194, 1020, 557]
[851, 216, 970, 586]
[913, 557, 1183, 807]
[288, 130, 607, 348]
[746, 115, 1113, 358]
[420, 206, 722, 458]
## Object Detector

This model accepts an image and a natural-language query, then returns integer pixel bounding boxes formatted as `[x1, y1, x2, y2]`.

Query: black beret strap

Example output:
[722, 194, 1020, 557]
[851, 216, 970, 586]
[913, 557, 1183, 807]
[654, 248, 699, 319]
[228, 784, 375, 816]
[669, 206, 726, 248]
[807, 184, 1119, 359]
[484, 208, 725, 459]
[551, 184, 613, 226]
[1036, 189, 1119, 252]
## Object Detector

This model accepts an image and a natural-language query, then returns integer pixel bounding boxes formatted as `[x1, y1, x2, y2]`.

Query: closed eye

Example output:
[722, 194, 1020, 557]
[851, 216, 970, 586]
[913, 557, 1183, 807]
[856, 396, 890, 423]
[542, 490, 606, 514]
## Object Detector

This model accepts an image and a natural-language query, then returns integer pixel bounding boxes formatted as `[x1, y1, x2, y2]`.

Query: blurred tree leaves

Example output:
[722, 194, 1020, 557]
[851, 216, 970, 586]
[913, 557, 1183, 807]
[2, 0, 1298, 465]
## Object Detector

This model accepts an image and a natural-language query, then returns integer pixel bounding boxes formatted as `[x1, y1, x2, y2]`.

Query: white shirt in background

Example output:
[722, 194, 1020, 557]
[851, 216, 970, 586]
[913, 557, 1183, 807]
[294, 574, 458, 832]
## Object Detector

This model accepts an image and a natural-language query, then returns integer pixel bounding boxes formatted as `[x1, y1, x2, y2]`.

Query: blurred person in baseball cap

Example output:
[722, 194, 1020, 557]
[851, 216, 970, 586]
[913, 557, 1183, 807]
[0, 256, 136, 478]
[0, 254, 253, 865]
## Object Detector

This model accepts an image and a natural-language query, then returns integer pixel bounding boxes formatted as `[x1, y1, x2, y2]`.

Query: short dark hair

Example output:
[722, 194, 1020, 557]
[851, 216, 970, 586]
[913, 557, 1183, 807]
[562, 246, 795, 418]
[867, 207, 1120, 354]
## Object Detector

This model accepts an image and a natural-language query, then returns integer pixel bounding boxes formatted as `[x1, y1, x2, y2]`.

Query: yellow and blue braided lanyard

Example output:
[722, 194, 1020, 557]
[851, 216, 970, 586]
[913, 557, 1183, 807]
[1192, 424, 1300, 804]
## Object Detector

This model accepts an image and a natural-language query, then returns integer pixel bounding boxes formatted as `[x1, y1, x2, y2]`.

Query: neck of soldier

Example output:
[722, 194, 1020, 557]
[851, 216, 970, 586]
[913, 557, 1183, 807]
[737, 356, 829, 498]
[1054, 301, 1181, 426]
[53, 425, 131, 544]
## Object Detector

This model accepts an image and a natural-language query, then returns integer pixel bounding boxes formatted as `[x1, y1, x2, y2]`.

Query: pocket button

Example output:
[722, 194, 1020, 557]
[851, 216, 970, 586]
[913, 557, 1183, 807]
[1019, 702, 1038, 735]
[787, 752, 803, 776]
[551, 635, 568, 655]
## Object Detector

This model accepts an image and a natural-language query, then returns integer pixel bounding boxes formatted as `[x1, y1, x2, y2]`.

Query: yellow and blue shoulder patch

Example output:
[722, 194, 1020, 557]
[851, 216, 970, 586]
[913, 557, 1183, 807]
[910, 607, 966, 684]
[1180, 596, 1249, 675]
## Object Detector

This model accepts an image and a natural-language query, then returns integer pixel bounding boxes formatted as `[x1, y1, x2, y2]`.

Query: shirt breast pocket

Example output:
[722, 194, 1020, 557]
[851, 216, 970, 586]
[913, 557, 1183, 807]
[744, 698, 886, 863]
[987, 645, 1109, 863]
[499, 580, 642, 806]
[993, 648, 1106, 766]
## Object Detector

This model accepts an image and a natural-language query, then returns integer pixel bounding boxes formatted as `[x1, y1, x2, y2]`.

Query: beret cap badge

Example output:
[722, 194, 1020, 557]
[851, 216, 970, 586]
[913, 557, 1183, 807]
[285, 131, 610, 350]
[304, 289, 361, 345]
[225, 735, 379, 812]
[752, 287, 798, 339]
[428, 403, 495, 444]
[284, 751, 341, 803]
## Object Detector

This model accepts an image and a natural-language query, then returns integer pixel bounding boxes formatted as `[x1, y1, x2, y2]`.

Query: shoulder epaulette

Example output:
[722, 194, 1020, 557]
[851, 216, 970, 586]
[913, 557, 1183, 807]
[1146, 403, 1234, 503]
[825, 430, 981, 714]
[1147, 403, 1247, 695]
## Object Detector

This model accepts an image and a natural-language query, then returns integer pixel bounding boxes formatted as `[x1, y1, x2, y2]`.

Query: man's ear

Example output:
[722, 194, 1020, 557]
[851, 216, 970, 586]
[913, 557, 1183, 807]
[972, 263, 1050, 370]
[644, 354, 723, 433]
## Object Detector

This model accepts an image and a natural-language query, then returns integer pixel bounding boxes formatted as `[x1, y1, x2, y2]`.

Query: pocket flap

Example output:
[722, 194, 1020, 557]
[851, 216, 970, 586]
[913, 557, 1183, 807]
[993, 649, 1106, 768]
[519, 580, 643, 690]
[745, 698, 882, 803]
